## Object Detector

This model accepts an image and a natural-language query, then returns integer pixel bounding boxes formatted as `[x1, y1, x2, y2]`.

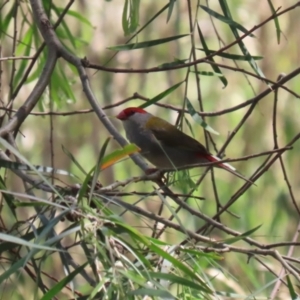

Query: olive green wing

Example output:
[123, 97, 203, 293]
[145, 116, 209, 154]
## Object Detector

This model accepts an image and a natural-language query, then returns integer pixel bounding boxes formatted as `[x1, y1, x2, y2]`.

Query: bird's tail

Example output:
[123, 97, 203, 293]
[206, 155, 255, 185]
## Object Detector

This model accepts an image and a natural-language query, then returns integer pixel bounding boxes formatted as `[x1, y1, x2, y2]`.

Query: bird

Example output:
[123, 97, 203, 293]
[116, 107, 251, 183]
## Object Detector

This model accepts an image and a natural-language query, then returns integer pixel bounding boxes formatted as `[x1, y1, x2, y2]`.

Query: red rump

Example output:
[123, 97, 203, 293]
[196, 153, 227, 169]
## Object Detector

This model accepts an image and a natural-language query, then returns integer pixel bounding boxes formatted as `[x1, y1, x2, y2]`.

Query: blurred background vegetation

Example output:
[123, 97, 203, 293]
[1, 0, 300, 299]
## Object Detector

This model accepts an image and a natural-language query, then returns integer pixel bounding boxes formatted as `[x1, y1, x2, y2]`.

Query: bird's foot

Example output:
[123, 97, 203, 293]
[145, 168, 167, 182]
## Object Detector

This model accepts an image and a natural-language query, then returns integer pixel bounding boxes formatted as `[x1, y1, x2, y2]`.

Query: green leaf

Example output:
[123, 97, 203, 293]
[148, 243, 212, 293]
[186, 98, 219, 135]
[166, 0, 176, 23]
[52, 5, 77, 49]
[100, 143, 140, 170]
[221, 224, 262, 245]
[157, 58, 188, 68]
[62, 145, 87, 175]
[111, 218, 151, 246]
[0, 226, 46, 253]
[267, 0, 281, 44]
[197, 48, 263, 61]
[122, 0, 140, 36]
[197, 23, 227, 87]
[144, 271, 211, 291]
[172, 169, 197, 191]
[23, 49, 47, 85]
[218, 0, 267, 83]
[55, 8, 93, 27]
[13, 27, 34, 88]
[0, 233, 60, 252]
[140, 81, 184, 108]
[0, 6, 14, 38]
[40, 262, 88, 300]
[58, 64, 76, 103]
[191, 70, 225, 77]
[0, 176, 17, 216]
[108, 34, 189, 51]
[88, 137, 111, 201]
[200, 5, 255, 37]
[129, 288, 174, 298]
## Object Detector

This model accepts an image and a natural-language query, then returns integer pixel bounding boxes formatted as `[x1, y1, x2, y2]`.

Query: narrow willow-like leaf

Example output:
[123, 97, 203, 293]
[13, 27, 33, 88]
[0, 233, 61, 252]
[148, 243, 212, 293]
[286, 275, 298, 300]
[267, 0, 281, 44]
[58, 64, 76, 103]
[49, 62, 77, 107]
[111, 218, 151, 245]
[100, 143, 140, 170]
[0, 177, 16, 217]
[186, 98, 219, 135]
[197, 48, 263, 60]
[197, 23, 227, 87]
[122, 0, 140, 36]
[122, 0, 129, 35]
[0, 226, 46, 253]
[221, 224, 262, 245]
[157, 58, 188, 68]
[200, 5, 255, 37]
[142, 271, 211, 291]
[130, 288, 174, 298]
[24, 59, 46, 84]
[55, 8, 93, 27]
[62, 145, 87, 175]
[181, 248, 223, 260]
[89, 137, 111, 201]
[108, 34, 189, 51]
[218, 0, 267, 82]
[40, 262, 88, 300]
[166, 0, 176, 23]
[51, 5, 77, 49]
[191, 70, 225, 77]
[140, 81, 184, 108]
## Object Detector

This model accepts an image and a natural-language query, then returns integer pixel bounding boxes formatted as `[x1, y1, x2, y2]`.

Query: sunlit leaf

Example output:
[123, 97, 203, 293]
[267, 0, 281, 44]
[197, 23, 227, 87]
[157, 58, 188, 68]
[166, 0, 176, 23]
[40, 262, 88, 300]
[100, 143, 140, 170]
[218, 0, 267, 83]
[0, 233, 61, 252]
[55, 8, 93, 27]
[286, 275, 298, 300]
[200, 5, 255, 37]
[122, 0, 140, 36]
[186, 98, 219, 135]
[108, 34, 189, 51]
[13, 27, 34, 88]
[191, 70, 225, 77]
[221, 224, 262, 244]
[62, 145, 87, 175]
[140, 81, 184, 108]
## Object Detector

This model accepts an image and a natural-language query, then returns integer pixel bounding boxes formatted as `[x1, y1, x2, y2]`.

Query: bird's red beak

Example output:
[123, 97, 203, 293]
[116, 111, 126, 120]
